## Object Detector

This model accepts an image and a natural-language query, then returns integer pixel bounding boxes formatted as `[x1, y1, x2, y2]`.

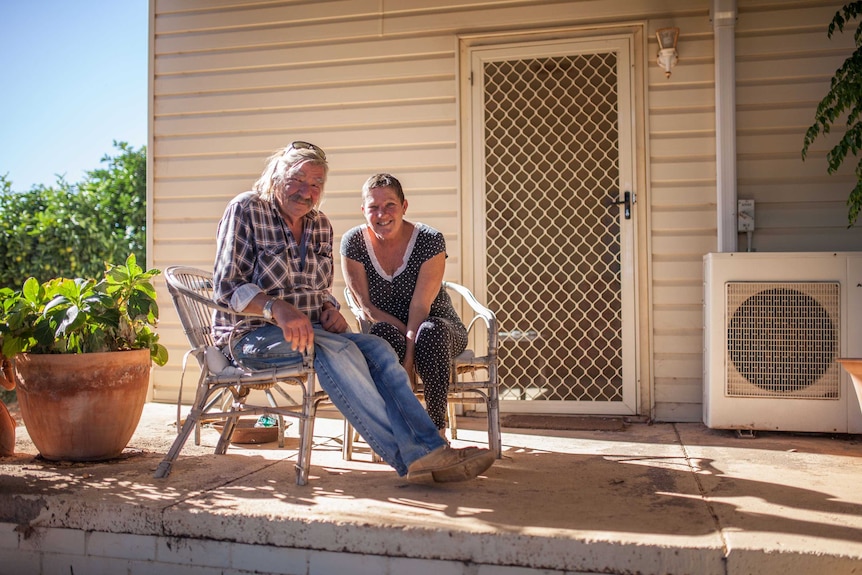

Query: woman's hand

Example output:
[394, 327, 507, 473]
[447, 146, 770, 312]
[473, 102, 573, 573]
[320, 305, 349, 334]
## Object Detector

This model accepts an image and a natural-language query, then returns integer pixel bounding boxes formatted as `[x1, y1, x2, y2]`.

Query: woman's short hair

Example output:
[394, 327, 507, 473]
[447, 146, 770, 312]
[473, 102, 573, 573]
[362, 173, 405, 203]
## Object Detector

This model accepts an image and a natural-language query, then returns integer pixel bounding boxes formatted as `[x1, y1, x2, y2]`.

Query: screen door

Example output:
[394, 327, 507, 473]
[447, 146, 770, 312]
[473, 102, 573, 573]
[469, 36, 638, 415]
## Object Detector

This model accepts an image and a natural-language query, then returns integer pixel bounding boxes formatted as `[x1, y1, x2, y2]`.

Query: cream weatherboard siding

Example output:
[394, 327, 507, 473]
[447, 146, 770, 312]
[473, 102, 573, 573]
[149, 0, 861, 422]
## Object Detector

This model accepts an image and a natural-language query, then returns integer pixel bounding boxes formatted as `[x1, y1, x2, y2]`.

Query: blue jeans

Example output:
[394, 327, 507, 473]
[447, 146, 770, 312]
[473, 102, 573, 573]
[232, 324, 445, 475]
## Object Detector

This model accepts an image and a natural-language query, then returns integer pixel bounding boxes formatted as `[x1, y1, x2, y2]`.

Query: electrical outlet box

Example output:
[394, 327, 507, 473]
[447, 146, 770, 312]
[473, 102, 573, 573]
[738, 199, 755, 232]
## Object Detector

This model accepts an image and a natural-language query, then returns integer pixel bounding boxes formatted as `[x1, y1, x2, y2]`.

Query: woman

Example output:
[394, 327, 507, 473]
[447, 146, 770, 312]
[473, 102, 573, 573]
[341, 173, 468, 435]
[212, 144, 494, 483]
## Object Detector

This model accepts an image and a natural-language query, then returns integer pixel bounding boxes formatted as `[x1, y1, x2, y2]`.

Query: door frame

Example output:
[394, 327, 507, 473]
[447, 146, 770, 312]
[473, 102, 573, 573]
[457, 24, 652, 417]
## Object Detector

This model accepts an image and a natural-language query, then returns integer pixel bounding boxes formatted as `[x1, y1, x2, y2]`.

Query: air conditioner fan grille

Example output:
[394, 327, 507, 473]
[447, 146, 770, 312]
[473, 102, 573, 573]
[725, 282, 840, 398]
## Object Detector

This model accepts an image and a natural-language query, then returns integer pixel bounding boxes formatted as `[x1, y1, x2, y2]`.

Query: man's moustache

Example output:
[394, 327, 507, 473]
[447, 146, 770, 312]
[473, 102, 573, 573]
[289, 194, 312, 205]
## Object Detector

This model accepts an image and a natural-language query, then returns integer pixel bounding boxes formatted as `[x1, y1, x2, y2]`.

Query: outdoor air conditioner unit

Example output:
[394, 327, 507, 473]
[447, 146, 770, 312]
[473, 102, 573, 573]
[703, 252, 862, 433]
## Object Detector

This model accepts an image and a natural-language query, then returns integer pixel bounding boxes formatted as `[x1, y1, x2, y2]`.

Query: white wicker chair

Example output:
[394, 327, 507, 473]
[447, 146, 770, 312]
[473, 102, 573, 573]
[343, 281, 501, 458]
[155, 266, 328, 485]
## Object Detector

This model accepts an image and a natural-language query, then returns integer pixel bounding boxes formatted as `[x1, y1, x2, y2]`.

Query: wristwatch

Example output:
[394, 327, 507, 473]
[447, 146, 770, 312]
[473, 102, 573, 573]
[262, 297, 277, 321]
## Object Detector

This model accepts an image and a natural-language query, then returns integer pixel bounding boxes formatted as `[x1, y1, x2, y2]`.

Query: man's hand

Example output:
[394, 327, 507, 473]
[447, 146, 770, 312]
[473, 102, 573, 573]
[271, 301, 315, 354]
[320, 305, 349, 334]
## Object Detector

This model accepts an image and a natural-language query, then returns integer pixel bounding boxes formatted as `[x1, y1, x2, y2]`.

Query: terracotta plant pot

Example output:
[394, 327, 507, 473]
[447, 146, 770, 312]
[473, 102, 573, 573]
[14, 349, 151, 461]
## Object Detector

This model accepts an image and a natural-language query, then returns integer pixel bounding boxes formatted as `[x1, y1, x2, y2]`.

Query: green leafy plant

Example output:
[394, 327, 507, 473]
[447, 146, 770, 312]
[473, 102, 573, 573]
[802, 1, 862, 226]
[0, 254, 168, 366]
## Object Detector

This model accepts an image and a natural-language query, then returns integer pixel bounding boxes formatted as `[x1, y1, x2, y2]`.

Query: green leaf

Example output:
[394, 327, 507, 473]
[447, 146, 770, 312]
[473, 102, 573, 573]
[152, 343, 169, 367]
[22, 277, 41, 303]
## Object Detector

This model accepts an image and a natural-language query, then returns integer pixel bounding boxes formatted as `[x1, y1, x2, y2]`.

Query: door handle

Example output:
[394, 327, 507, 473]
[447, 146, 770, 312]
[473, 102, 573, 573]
[610, 191, 631, 220]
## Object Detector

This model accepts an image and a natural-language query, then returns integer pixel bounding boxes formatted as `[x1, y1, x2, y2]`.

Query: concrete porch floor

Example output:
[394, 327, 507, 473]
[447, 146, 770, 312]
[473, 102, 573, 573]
[1, 401, 861, 575]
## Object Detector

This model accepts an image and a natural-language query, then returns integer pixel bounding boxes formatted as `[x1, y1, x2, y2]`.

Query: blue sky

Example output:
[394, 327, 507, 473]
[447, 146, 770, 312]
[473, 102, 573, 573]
[0, 1, 147, 190]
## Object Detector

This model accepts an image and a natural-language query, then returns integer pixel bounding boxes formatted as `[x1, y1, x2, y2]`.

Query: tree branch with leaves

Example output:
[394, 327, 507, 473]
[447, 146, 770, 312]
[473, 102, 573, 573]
[802, 1, 862, 226]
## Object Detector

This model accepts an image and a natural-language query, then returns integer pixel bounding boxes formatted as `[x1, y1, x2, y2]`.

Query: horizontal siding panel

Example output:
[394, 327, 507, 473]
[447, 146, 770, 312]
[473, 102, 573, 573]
[156, 55, 456, 100]
[652, 307, 701, 331]
[736, 52, 852, 79]
[155, 20, 380, 55]
[651, 235, 716, 257]
[647, 60, 713, 85]
[738, 180, 855, 203]
[154, 156, 275, 179]
[651, 283, 702, 307]
[651, 210, 716, 232]
[153, 252, 216, 270]
[654, 353, 702, 380]
[155, 78, 456, 116]
[654, 332, 703, 357]
[155, 123, 456, 156]
[736, 105, 824, 130]
[736, 81, 840, 108]
[736, 28, 851, 55]
[737, 3, 848, 31]
[155, 0, 376, 27]
[153, 146, 456, 179]
[654, 380, 703, 404]
[651, 260, 704, 283]
[153, 100, 456, 136]
[654, 402, 703, 423]
[155, 324, 189, 350]
[649, 111, 715, 134]
[155, 0, 282, 13]
[155, 58, 456, 99]
[155, 7, 381, 54]
[649, 185, 716, 207]
[737, 156, 838, 179]
[154, 35, 456, 78]
[154, 199, 234, 221]
[649, 135, 715, 158]
[155, 25, 376, 58]
[649, 161, 717, 183]
[155, 221, 221, 241]
[742, 155, 856, 181]
[154, 177, 253, 199]
[647, 85, 715, 109]
[736, 131, 823, 155]
[154, 94, 456, 123]
[745, 230, 862, 252]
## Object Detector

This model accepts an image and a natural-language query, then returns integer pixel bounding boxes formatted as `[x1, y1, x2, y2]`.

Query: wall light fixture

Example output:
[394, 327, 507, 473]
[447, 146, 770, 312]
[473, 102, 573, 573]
[656, 27, 680, 78]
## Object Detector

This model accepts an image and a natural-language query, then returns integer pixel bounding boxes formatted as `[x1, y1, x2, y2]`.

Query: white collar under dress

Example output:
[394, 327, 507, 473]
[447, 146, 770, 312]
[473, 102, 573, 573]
[362, 222, 423, 281]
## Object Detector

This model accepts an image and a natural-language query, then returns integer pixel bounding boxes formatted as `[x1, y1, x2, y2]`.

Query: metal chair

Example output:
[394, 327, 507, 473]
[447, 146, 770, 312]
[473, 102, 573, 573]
[154, 266, 328, 485]
[343, 281, 501, 458]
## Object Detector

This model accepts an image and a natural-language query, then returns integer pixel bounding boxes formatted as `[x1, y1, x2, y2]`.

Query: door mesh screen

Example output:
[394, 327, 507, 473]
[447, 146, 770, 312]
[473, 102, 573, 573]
[483, 53, 623, 402]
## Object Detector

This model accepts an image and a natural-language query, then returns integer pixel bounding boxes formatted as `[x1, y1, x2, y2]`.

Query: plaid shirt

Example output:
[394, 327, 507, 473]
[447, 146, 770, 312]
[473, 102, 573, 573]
[212, 191, 336, 346]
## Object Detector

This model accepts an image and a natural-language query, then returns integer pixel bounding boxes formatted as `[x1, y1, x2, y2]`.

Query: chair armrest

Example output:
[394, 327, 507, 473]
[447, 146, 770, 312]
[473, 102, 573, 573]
[443, 281, 498, 353]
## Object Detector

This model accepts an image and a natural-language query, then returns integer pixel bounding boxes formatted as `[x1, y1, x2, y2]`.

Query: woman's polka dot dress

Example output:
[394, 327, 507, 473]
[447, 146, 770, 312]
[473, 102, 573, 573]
[341, 223, 467, 429]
